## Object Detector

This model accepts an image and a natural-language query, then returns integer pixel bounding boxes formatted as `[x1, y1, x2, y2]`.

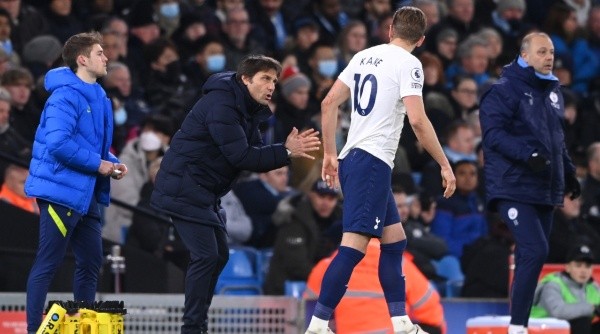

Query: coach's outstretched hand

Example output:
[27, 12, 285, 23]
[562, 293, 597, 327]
[284, 127, 321, 159]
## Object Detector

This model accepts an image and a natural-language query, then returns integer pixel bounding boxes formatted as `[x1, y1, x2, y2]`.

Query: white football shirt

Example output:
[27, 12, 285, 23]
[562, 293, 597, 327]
[337, 43, 424, 168]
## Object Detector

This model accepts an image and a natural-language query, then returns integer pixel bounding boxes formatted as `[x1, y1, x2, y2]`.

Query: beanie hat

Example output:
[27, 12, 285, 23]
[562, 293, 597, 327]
[23, 35, 62, 65]
[496, 0, 526, 13]
[128, 0, 158, 28]
[280, 66, 311, 99]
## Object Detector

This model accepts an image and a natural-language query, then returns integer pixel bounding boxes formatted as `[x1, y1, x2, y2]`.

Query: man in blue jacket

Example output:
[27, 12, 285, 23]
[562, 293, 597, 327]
[151, 54, 321, 334]
[479, 32, 581, 334]
[24, 32, 128, 333]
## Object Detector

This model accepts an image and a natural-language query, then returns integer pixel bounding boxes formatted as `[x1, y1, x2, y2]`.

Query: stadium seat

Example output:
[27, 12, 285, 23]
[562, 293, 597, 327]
[215, 247, 262, 295]
[284, 280, 307, 299]
[432, 255, 465, 297]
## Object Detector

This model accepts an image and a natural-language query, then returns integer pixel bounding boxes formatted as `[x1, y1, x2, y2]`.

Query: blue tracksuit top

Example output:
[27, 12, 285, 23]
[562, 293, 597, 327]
[25, 67, 118, 214]
[479, 59, 575, 210]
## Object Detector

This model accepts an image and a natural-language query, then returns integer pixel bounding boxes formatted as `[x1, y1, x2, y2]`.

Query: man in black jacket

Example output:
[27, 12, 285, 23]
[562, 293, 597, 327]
[150, 55, 320, 334]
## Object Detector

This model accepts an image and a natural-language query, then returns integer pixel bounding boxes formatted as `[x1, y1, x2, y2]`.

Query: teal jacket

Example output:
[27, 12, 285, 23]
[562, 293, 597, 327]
[25, 67, 118, 214]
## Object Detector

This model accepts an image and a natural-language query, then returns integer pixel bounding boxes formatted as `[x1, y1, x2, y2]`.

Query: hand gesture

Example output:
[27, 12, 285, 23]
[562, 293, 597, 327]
[321, 153, 339, 189]
[284, 127, 321, 159]
[111, 163, 128, 180]
[440, 165, 456, 198]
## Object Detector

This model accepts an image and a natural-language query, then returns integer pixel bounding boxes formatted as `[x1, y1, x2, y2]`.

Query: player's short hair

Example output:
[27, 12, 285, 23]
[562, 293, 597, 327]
[63, 31, 104, 72]
[236, 55, 282, 82]
[391, 6, 426, 44]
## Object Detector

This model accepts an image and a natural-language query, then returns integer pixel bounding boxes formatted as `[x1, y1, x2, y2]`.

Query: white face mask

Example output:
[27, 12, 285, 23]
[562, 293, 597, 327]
[139, 131, 162, 151]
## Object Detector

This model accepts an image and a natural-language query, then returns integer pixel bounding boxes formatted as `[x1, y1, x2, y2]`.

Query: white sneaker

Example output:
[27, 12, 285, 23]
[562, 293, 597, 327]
[305, 328, 335, 334]
[395, 324, 428, 334]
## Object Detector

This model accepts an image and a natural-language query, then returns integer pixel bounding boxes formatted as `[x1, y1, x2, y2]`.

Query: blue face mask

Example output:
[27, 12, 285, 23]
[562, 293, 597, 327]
[114, 107, 127, 126]
[206, 54, 226, 73]
[160, 2, 180, 18]
[318, 60, 338, 78]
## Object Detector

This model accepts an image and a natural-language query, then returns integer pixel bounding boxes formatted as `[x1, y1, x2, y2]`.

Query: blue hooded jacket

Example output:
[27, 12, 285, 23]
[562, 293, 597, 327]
[25, 67, 117, 214]
[150, 72, 289, 227]
[479, 59, 575, 209]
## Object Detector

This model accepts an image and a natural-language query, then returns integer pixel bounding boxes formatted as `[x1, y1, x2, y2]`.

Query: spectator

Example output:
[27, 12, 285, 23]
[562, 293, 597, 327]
[125, 0, 161, 87]
[183, 36, 226, 89]
[272, 65, 316, 143]
[305, 239, 446, 334]
[155, 0, 182, 37]
[431, 160, 488, 258]
[101, 16, 129, 60]
[582, 142, 600, 237]
[3, 67, 40, 144]
[461, 213, 513, 297]
[42, 0, 84, 43]
[393, 185, 448, 281]
[336, 20, 368, 70]
[213, 0, 245, 26]
[220, 190, 253, 246]
[234, 166, 295, 249]
[413, 0, 441, 32]
[421, 121, 477, 197]
[284, 16, 320, 76]
[221, 7, 266, 70]
[483, 0, 532, 67]
[103, 114, 173, 244]
[306, 41, 337, 113]
[545, 2, 600, 95]
[142, 37, 197, 127]
[445, 35, 492, 89]
[100, 30, 126, 63]
[0, 86, 30, 180]
[264, 179, 342, 295]
[103, 61, 153, 134]
[361, 0, 392, 39]
[0, 0, 48, 54]
[0, 159, 38, 214]
[248, 0, 293, 56]
[426, 0, 480, 54]
[21, 35, 63, 81]
[309, 0, 349, 45]
[171, 12, 207, 61]
[127, 156, 190, 271]
[548, 194, 600, 263]
[448, 75, 479, 120]
[530, 243, 600, 334]
[432, 27, 458, 69]
[0, 8, 18, 66]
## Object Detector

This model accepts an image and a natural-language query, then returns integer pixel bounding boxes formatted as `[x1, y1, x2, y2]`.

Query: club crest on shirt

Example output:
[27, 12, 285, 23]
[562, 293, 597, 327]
[549, 91, 560, 109]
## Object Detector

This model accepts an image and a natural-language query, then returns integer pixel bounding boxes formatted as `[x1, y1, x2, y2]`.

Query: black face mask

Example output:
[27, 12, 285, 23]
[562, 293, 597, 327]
[160, 61, 182, 83]
[106, 87, 125, 100]
[507, 19, 522, 32]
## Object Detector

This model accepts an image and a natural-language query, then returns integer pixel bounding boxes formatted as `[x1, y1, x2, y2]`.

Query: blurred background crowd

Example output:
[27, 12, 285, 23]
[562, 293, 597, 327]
[2, 0, 600, 300]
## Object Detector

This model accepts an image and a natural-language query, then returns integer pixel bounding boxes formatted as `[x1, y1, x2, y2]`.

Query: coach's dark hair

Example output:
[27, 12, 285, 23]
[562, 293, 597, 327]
[236, 55, 282, 81]
[391, 6, 426, 44]
[63, 31, 104, 72]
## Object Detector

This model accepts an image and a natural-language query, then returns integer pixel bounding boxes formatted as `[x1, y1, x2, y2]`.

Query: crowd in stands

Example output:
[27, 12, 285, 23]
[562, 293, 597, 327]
[2, 0, 600, 303]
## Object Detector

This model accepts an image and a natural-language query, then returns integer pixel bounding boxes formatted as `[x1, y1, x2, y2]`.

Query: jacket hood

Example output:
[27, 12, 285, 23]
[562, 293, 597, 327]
[202, 71, 272, 121]
[45, 67, 106, 101]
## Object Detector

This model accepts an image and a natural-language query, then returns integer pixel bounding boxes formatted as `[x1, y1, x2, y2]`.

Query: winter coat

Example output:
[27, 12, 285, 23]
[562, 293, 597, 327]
[150, 72, 289, 226]
[479, 58, 575, 209]
[25, 67, 117, 214]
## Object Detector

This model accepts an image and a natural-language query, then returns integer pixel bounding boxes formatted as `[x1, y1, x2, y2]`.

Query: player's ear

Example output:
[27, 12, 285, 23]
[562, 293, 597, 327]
[415, 36, 425, 48]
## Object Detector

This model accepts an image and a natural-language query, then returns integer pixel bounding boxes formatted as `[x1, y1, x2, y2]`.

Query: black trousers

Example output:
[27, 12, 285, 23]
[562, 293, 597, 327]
[171, 218, 229, 333]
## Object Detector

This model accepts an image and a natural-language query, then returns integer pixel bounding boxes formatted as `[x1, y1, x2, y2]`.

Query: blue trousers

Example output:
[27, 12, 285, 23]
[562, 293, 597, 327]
[497, 200, 554, 327]
[172, 218, 229, 334]
[27, 199, 103, 332]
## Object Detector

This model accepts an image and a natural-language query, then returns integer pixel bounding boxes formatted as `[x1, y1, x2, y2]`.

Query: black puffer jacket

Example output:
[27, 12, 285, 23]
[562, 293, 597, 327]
[151, 72, 289, 226]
